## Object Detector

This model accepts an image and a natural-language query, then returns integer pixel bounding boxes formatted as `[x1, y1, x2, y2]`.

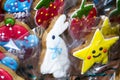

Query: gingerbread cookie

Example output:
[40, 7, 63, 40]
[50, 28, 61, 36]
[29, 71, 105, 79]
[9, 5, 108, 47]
[34, 0, 64, 28]
[69, 0, 97, 40]
[39, 14, 70, 78]
[0, 64, 24, 80]
[3, 0, 33, 20]
[73, 29, 119, 74]
[0, 17, 39, 59]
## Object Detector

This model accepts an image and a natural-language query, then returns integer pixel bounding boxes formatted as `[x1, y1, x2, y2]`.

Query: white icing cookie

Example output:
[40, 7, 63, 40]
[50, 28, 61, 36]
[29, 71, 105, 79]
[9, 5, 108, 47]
[40, 14, 70, 78]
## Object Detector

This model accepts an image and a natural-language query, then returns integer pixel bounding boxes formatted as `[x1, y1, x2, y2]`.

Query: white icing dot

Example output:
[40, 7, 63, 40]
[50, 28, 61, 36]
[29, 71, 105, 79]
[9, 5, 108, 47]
[30, 44, 33, 46]
[12, 7, 15, 10]
[23, 4, 26, 7]
[8, 9, 11, 11]
[18, 31, 21, 34]
[15, 2, 17, 5]
[11, 3, 14, 6]
[0, 76, 5, 79]
[16, 8, 18, 11]
[9, 27, 12, 30]
[24, 36, 27, 39]
[2, 33, 5, 36]
[31, 39, 34, 43]
[1, 36, 4, 39]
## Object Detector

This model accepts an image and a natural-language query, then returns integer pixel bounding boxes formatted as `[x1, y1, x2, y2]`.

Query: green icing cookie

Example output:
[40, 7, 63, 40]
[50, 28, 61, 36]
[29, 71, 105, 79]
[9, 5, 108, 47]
[35, 0, 55, 10]
[72, 0, 93, 18]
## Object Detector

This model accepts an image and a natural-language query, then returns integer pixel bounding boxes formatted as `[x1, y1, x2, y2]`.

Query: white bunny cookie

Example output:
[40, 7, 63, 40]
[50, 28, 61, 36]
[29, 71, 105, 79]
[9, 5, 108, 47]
[40, 14, 70, 78]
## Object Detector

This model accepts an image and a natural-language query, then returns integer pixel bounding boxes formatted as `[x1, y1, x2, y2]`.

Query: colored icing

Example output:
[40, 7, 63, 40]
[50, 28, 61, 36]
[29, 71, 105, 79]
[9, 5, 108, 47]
[40, 15, 70, 78]
[0, 35, 39, 51]
[109, 0, 120, 17]
[35, 0, 55, 10]
[0, 68, 13, 80]
[1, 56, 18, 71]
[49, 39, 62, 59]
[101, 17, 120, 36]
[73, 29, 119, 74]
[0, 52, 5, 60]
[34, 0, 64, 28]
[0, 18, 29, 41]
[4, 0, 33, 13]
[70, 0, 97, 39]
[72, 0, 93, 18]
[15, 35, 39, 49]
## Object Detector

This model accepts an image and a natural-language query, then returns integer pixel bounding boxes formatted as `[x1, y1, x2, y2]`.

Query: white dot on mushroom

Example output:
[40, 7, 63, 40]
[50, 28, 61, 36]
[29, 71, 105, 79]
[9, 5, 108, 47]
[18, 31, 21, 34]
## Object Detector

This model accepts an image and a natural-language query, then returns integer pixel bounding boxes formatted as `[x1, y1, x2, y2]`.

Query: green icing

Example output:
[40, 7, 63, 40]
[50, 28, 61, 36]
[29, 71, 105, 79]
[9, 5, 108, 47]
[109, 0, 120, 17]
[4, 18, 15, 26]
[35, 0, 55, 10]
[72, 0, 93, 18]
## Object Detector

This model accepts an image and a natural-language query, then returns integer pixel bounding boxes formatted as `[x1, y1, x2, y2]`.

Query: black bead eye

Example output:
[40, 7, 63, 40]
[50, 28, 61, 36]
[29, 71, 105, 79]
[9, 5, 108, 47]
[99, 47, 103, 51]
[92, 50, 96, 54]
[52, 35, 55, 40]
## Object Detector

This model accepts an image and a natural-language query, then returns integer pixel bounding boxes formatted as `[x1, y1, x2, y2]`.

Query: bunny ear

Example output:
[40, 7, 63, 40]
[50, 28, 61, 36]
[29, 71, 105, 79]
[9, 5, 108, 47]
[51, 14, 69, 35]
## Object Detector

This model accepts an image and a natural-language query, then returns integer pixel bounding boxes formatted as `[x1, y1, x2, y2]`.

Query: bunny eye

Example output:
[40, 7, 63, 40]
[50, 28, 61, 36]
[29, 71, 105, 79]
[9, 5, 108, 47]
[52, 35, 55, 40]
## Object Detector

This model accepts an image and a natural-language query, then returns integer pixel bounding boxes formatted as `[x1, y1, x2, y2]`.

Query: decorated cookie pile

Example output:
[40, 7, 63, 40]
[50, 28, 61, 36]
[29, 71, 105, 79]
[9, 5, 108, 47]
[0, 0, 120, 80]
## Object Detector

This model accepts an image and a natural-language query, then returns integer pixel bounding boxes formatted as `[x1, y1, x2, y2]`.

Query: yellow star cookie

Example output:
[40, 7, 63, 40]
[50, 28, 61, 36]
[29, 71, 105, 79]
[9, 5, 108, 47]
[73, 29, 119, 74]
[101, 17, 120, 36]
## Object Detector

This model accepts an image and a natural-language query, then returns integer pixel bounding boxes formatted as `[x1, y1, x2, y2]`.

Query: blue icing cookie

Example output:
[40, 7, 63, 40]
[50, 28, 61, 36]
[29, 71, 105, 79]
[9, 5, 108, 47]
[0, 35, 39, 50]
[4, 0, 33, 13]
[1, 56, 18, 71]
[15, 35, 39, 49]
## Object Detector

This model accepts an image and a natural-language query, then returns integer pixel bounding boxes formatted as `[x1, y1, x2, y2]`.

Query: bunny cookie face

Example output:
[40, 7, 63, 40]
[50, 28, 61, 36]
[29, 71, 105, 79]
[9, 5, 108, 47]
[4, 0, 33, 20]
[40, 15, 70, 78]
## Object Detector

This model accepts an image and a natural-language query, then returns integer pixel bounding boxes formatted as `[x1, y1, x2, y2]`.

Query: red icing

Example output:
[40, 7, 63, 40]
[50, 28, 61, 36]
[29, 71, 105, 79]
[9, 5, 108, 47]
[0, 68, 13, 80]
[70, 7, 97, 40]
[103, 49, 107, 53]
[0, 51, 5, 60]
[0, 24, 29, 41]
[87, 56, 91, 60]
[35, 0, 64, 28]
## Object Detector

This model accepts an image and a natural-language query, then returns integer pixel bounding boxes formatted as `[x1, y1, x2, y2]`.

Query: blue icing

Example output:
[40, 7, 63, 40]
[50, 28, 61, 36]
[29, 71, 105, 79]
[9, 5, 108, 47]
[49, 39, 62, 59]
[0, 35, 39, 50]
[15, 35, 39, 49]
[1, 56, 18, 71]
[4, 0, 33, 13]
[50, 47, 62, 59]
[94, 0, 99, 5]
[0, 42, 9, 50]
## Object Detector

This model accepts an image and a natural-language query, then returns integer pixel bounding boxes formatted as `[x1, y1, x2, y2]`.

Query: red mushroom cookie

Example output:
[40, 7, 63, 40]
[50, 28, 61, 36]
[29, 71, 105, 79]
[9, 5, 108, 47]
[0, 18, 30, 41]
